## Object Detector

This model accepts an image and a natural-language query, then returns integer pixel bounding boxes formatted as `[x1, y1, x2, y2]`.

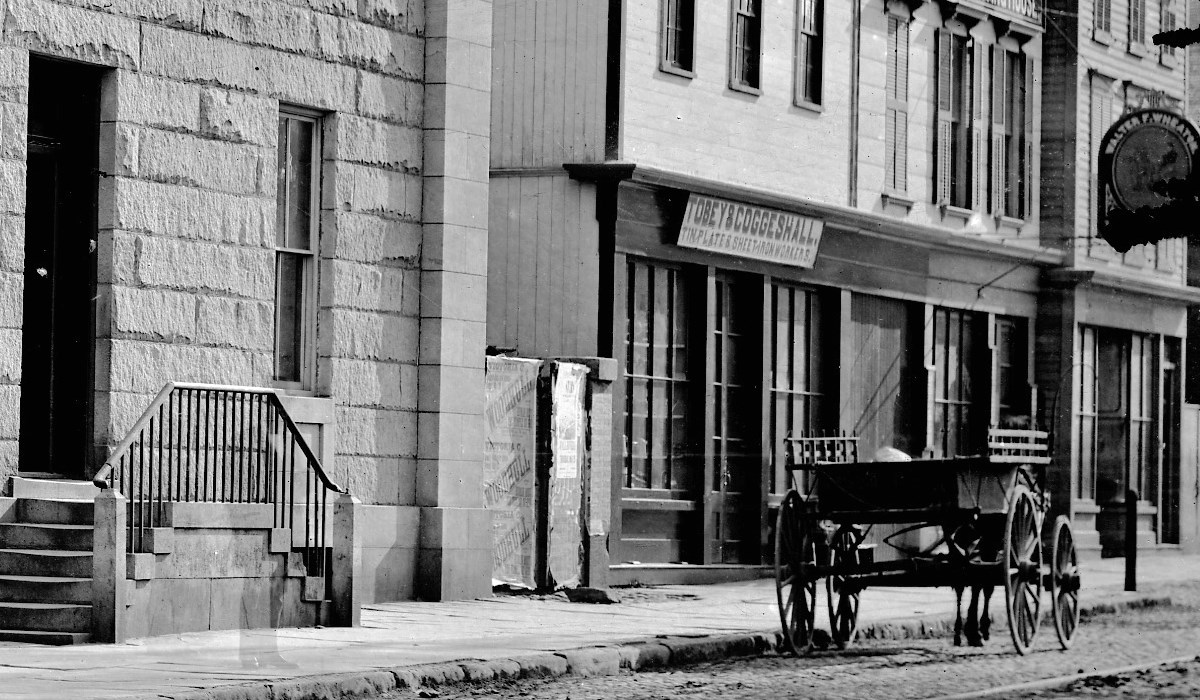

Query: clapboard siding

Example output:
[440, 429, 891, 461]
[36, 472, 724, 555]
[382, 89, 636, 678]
[619, 0, 853, 207]
[1043, 0, 1187, 285]
[490, 0, 607, 167]
[486, 175, 601, 356]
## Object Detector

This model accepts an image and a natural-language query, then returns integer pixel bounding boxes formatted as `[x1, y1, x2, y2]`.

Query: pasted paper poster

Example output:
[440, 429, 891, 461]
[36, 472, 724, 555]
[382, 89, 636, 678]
[483, 356, 541, 588]
[546, 362, 587, 589]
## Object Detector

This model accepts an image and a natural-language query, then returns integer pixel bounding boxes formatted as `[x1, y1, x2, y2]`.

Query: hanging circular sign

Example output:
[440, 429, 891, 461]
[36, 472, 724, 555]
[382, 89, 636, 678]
[1100, 109, 1199, 211]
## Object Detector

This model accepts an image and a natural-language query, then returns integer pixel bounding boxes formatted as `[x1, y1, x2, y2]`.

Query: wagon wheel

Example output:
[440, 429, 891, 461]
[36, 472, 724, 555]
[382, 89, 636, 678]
[825, 527, 862, 649]
[775, 491, 818, 656]
[1050, 515, 1081, 650]
[1003, 485, 1043, 655]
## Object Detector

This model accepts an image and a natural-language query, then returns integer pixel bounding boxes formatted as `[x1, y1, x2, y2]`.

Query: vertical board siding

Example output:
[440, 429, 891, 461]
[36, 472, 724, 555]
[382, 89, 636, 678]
[486, 175, 600, 357]
[490, 0, 607, 167]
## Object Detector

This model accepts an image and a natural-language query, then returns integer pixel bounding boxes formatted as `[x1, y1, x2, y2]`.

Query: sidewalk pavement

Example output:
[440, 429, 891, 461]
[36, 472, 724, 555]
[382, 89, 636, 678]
[2, 554, 1196, 700]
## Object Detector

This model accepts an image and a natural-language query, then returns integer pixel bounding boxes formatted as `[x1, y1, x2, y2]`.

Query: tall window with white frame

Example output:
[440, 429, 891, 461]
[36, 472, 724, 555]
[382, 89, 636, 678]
[1075, 326, 1098, 500]
[795, 0, 823, 106]
[1160, 0, 1178, 63]
[1130, 0, 1146, 47]
[885, 14, 909, 193]
[935, 30, 972, 209]
[661, 0, 695, 75]
[275, 110, 321, 389]
[932, 307, 978, 458]
[1095, 0, 1111, 35]
[769, 284, 827, 496]
[991, 47, 1029, 218]
[730, 0, 762, 92]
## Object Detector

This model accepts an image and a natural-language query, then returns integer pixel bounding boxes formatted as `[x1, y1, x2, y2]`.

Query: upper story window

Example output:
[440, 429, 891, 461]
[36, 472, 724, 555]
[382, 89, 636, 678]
[1160, 0, 1178, 63]
[661, 0, 696, 76]
[991, 47, 1031, 219]
[795, 0, 823, 106]
[730, 0, 762, 93]
[275, 110, 321, 389]
[1094, 0, 1112, 37]
[935, 30, 973, 209]
[885, 14, 909, 193]
[1130, 0, 1147, 51]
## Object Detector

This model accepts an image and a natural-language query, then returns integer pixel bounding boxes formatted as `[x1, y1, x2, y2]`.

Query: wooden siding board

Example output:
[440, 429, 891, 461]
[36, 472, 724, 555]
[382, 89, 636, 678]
[487, 181, 509, 348]
[517, 177, 538, 351]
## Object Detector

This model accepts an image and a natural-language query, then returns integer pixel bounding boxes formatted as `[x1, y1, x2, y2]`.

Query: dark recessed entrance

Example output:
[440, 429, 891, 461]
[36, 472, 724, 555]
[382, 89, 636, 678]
[19, 58, 101, 478]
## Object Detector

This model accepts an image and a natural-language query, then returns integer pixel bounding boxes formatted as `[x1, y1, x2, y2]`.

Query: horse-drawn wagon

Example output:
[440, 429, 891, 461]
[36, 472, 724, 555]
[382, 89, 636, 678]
[775, 429, 1080, 655]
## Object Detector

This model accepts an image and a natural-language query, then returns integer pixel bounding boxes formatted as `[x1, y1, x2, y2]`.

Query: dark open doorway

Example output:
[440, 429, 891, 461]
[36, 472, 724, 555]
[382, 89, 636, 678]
[19, 58, 101, 478]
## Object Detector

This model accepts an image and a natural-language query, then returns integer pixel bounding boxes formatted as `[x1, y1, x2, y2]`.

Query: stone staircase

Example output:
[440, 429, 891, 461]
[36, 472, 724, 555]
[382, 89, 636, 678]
[0, 476, 97, 645]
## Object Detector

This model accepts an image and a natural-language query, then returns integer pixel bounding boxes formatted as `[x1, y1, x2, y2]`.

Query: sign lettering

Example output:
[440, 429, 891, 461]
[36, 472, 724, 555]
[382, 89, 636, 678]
[677, 194, 824, 269]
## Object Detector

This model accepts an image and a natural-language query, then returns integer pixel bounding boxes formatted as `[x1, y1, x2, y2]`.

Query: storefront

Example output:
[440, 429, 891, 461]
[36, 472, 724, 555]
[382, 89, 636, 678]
[569, 165, 1052, 581]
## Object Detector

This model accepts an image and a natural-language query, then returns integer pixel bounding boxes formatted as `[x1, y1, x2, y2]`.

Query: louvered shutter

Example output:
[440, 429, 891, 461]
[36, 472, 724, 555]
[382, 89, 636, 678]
[1022, 56, 1035, 220]
[972, 39, 987, 211]
[886, 16, 909, 193]
[990, 47, 1006, 215]
[936, 29, 953, 204]
[1090, 83, 1115, 260]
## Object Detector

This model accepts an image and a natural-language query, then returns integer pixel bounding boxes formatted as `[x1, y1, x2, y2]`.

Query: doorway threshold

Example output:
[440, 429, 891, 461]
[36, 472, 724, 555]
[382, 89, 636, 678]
[609, 563, 772, 587]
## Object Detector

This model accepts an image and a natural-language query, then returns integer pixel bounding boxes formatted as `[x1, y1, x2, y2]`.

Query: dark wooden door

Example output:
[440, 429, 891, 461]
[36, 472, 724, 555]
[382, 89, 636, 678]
[19, 59, 100, 477]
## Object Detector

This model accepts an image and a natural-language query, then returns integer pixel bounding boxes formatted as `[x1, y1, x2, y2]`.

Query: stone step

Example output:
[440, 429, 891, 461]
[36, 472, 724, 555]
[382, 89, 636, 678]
[0, 522, 93, 551]
[11, 477, 99, 501]
[0, 629, 90, 645]
[0, 575, 92, 604]
[0, 549, 93, 578]
[0, 602, 91, 632]
[17, 499, 94, 525]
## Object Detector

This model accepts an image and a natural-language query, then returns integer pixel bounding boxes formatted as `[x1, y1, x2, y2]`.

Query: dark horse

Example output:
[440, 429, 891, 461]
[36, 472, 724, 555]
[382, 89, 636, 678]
[950, 518, 1002, 647]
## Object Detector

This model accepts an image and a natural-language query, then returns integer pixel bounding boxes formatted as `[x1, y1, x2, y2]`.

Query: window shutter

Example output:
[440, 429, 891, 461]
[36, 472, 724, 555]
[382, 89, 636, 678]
[971, 40, 987, 211]
[1022, 56, 1035, 220]
[990, 47, 1006, 215]
[936, 29, 953, 204]
[1090, 84, 1115, 260]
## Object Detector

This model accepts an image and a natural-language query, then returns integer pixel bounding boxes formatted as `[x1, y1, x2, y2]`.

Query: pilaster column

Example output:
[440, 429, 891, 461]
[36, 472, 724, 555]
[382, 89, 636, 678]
[417, 0, 493, 600]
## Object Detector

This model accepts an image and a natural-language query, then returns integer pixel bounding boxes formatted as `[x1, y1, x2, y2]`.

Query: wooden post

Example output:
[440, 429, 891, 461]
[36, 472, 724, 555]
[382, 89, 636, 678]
[1125, 488, 1138, 592]
[92, 489, 127, 643]
[330, 493, 361, 626]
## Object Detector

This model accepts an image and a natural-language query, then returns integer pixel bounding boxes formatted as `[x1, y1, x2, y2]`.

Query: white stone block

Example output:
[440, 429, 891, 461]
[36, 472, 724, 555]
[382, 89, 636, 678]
[135, 127, 263, 196]
[6, 0, 141, 68]
[320, 210, 421, 265]
[328, 308, 419, 362]
[105, 72, 201, 132]
[111, 287, 197, 341]
[330, 114, 422, 171]
[199, 88, 276, 146]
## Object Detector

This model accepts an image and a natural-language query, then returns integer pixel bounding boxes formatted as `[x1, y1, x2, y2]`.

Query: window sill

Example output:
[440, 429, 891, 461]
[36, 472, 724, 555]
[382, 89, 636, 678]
[728, 81, 762, 97]
[881, 191, 915, 211]
[659, 62, 695, 79]
[1160, 51, 1179, 69]
[940, 203, 974, 222]
[1092, 28, 1112, 46]
[995, 214, 1025, 232]
[1128, 41, 1148, 58]
[793, 98, 823, 114]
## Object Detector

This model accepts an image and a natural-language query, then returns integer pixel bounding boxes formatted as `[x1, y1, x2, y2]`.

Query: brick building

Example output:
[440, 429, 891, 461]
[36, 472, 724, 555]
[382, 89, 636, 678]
[1040, 0, 1199, 556]
[488, 0, 1200, 585]
[0, 0, 494, 642]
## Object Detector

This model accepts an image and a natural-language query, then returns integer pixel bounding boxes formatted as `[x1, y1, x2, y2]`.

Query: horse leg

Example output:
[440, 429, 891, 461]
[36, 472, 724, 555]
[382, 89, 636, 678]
[979, 585, 994, 641]
[953, 585, 964, 647]
[965, 586, 983, 647]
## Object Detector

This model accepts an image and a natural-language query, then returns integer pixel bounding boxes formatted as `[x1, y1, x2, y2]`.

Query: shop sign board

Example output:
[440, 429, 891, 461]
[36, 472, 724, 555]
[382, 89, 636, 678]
[677, 193, 824, 269]
[959, 0, 1042, 25]
[1098, 108, 1200, 249]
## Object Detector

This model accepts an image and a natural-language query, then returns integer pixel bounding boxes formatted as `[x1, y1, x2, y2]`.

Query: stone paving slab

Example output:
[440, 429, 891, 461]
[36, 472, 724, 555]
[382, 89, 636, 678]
[0, 554, 1194, 700]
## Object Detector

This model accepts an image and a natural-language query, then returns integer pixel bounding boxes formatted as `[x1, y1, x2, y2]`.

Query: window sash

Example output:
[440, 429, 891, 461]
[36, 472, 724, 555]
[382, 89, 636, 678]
[1161, 0, 1177, 58]
[662, 0, 695, 72]
[885, 15, 909, 193]
[933, 307, 977, 458]
[625, 260, 691, 492]
[1095, 0, 1111, 33]
[731, 0, 762, 89]
[275, 111, 320, 388]
[1075, 327, 1099, 500]
[1130, 0, 1145, 45]
[769, 284, 826, 494]
[795, 0, 822, 104]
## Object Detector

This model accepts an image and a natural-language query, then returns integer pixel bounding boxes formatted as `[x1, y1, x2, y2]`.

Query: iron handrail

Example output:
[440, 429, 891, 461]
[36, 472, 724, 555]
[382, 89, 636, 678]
[92, 381, 345, 493]
[90, 381, 347, 587]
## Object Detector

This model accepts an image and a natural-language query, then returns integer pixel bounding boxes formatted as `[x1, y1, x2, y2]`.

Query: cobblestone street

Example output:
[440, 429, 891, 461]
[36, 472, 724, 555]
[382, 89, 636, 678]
[393, 584, 1200, 700]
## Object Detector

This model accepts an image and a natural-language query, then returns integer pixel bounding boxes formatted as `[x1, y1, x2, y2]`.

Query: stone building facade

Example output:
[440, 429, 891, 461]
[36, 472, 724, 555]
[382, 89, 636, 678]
[0, 0, 493, 609]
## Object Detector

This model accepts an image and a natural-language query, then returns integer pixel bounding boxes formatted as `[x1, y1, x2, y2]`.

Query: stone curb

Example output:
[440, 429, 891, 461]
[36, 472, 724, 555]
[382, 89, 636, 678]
[136, 593, 1173, 700]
